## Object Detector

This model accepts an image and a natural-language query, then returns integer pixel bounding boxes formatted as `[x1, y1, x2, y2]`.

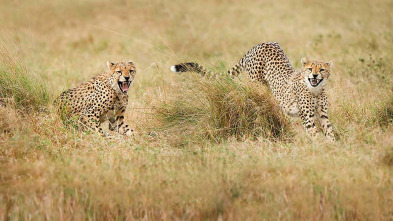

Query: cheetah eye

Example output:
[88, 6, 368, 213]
[320, 68, 325, 72]
[117, 71, 122, 74]
[307, 68, 313, 72]
[129, 70, 134, 74]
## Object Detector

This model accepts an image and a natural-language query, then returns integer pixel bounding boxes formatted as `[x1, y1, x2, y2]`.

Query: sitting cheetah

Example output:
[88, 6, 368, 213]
[55, 61, 136, 137]
[171, 42, 335, 141]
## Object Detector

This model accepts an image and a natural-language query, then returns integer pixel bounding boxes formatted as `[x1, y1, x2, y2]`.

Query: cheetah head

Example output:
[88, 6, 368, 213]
[301, 58, 332, 94]
[107, 61, 136, 94]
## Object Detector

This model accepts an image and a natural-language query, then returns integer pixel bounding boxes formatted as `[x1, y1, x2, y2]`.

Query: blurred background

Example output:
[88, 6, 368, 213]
[1, 0, 391, 88]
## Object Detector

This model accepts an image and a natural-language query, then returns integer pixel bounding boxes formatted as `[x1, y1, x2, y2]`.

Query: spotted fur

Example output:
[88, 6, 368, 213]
[171, 42, 335, 141]
[55, 61, 136, 137]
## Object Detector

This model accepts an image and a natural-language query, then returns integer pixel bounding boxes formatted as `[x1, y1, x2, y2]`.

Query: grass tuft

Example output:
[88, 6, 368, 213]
[155, 74, 292, 145]
[0, 35, 50, 112]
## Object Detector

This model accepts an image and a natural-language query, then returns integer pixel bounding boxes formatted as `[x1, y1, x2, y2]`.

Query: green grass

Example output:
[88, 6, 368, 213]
[0, 36, 49, 111]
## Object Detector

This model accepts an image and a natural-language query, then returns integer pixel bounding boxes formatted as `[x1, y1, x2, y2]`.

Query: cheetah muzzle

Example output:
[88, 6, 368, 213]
[308, 77, 323, 87]
[119, 77, 132, 93]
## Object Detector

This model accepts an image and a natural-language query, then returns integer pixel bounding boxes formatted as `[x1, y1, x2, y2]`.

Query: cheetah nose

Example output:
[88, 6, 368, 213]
[312, 74, 318, 78]
[124, 76, 130, 81]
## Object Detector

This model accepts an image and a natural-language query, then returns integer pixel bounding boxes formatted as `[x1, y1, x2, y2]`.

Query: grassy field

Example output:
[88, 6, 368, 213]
[1, 0, 393, 220]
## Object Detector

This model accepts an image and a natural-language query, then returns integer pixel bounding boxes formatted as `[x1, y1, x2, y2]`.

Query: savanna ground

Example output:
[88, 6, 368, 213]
[1, 0, 393, 220]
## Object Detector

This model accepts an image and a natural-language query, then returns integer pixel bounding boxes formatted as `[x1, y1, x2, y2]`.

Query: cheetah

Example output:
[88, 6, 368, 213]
[55, 61, 136, 137]
[170, 42, 335, 141]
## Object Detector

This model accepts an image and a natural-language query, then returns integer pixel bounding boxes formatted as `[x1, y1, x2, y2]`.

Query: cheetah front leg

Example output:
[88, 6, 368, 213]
[80, 112, 106, 136]
[299, 108, 318, 138]
[298, 96, 318, 138]
[317, 94, 335, 142]
[108, 107, 133, 137]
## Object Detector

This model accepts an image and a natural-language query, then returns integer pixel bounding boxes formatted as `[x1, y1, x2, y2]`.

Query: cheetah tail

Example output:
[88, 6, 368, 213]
[170, 62, 214, 77]
[170, 60, 244, 78]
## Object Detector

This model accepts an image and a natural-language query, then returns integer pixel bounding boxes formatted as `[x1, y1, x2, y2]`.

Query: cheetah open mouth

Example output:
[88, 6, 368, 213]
[308, 78, 323, 87]
[118, 81, 130, 93]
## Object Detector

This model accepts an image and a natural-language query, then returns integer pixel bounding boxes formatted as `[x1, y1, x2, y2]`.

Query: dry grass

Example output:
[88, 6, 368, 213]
[1, 0, 393, 220]
[154, 75, 291, 146]
[377, 88, 393, 127]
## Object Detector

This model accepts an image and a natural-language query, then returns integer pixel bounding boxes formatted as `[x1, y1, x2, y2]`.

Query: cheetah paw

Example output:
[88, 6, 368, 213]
[125, 129, 134, 137]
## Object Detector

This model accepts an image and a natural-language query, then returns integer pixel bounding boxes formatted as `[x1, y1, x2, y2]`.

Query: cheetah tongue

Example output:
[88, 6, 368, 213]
[122, 82, 129, 92]
[311, 79, 318, 86]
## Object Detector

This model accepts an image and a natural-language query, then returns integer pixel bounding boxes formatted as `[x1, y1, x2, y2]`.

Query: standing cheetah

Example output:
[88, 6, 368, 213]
[171, 42, 335, 141]
[55, 61, 136, 137]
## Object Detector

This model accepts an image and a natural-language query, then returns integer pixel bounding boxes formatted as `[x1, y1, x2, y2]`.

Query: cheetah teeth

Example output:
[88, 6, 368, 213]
[122, 82, 129, 92]
[309, 78, 322, 87]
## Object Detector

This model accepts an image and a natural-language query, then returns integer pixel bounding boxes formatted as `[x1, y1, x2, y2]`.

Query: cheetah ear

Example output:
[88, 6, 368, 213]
[301, 58, 309, 66]
[107, 61, 115, 70]
[326, 61, 333, 67]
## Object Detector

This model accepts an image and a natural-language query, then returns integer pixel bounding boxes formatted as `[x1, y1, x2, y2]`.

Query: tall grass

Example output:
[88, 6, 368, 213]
[155, 74, 291, 145]
[0, 35, 49, 112]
